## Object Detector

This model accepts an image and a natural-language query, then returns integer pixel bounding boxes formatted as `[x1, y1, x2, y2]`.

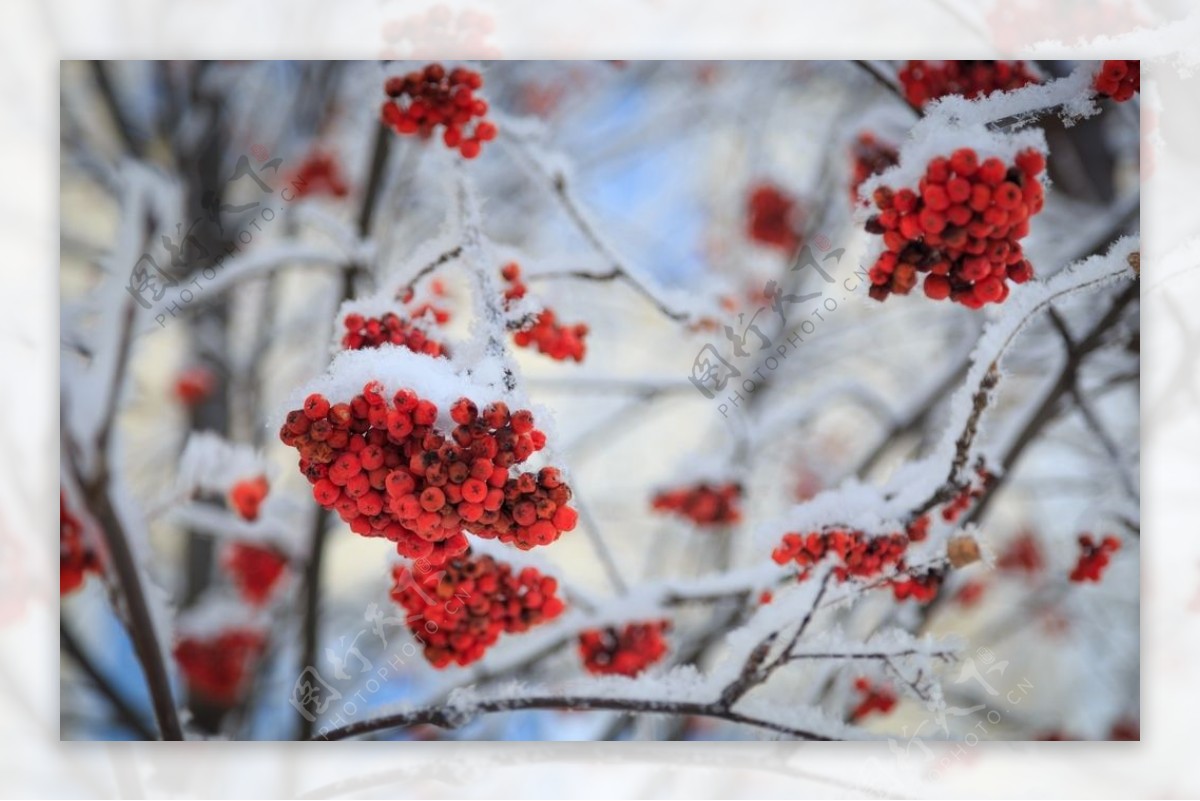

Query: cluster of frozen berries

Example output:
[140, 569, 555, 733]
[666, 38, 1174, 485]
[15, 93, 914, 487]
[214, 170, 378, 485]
[173, 629, 265, 706]
[746, 183, 803, 252]
[390, 552, 565, 668]
[1069, 533, 1120, 583]
[650, 481, 742, 527]
[60, 493, 101, 595]
[1094, 60, 1139, 102]
[228, 475, 269, 522]
[500, 262, 589, 362]
[864, 147, 1045, 307]
[287, 151, 349, 199]
[849, 132, 899, 202]
[850, 677, 897, 721]
[221, 542, 289, 605]
[772, 515, 929, 583]
[897, 60, 1041, 108]
[381, 63, 497, 159]
[174, 365, 216, 406]
[996, 531, 1044, 573]
[578, 621, 670, 677]
[941, 467, 993, 522]
[279, 385, 578, 565]
[889, 568, 943, 603]
[341, 310, 450, 357]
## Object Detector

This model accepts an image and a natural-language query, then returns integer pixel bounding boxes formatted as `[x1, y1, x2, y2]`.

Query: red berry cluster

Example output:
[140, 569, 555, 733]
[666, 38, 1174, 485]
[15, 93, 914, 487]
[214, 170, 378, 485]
[175, 365, 216, 406]
[746, 183, 802, 252]
[651, 482, 743, 527]
[222, 542, 289, 605]
[341, 311, 450, 357]
[500, 262, 589, 362]
[279, 385, 577, 565]
[61, 493, 101, 595]
[996, 531, 1044, 574]
[898, 60, 1040, 108]
[890, 568, 942, 603]
[381, 64, 497, 159]
[953, 578, 987, 607]
[772, 516, 929, 585]
[287, 152, 349, 199]
[865, 147, 1044, 307]
[578, 621, 670, 677]
[228, 475, 269, 522]
[1094, 60, 1139, 102]
[173, 629, 264, 706]
[941, 467, 993, 522]
[1069, 533, 1120, 582]
[851, 677, 897, 721]
[390, 552, 565, 668]
[850, 132, 899, 202]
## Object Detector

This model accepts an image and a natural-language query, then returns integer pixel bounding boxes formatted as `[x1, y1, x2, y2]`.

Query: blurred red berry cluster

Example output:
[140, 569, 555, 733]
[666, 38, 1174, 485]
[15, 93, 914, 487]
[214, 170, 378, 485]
[746, 183, 803, 252]
[221, 542, 289, 605]
[651, 481, 742, 527]
[898, 60, 1040, 108]
[174, 629, 265, 706]
[578, 621, 670, 677]
[1069, 533, 1120, 582]
[60, 493, 101, 595]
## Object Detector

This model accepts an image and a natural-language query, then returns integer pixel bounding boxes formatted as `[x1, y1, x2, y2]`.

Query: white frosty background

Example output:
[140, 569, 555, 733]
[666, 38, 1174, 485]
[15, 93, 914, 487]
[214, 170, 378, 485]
[4, 0, 1199, 799]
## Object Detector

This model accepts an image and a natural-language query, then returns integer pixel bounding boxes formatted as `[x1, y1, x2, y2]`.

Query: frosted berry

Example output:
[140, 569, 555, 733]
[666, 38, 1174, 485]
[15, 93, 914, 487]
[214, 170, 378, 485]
[286, 151, 349, 198]
[772, 515, 930, 587]
[651, 482, 742, 527]
[898, 60, 1040, 108]
[174, 365, 216, 406]
[341, 307, 450, 357]
[499, 262, 589, 362]
[381, 64, 495, 159]
[864, 147, 1044, 307]
[1094, 60, 1139, 102]
[1069, 533, 1120, 582]
[578, 621, 670, 677]
[390, 552, 565, 667]
[228, 475, 269, 522]
[221, 542, 289, 605]
[850, 677, 897, 721]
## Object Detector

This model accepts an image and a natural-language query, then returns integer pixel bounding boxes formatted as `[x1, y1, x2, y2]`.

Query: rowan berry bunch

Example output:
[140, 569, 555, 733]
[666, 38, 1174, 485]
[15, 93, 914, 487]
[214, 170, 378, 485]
[864, 146, 1045, 307]
[341, 311, 450, 357]
[746, 183, 803, 252]
[898, 60, 1041, 108]
[287, 151, 349, 198]
[578, 621, 670, 677]
[221, 542, 289, 605]
[60, 493, 101, 596]
[1069, 533, 1120, 582]
[889, 568, 942, 603]
[173, 629, 265, 706]
[941, 466, 993, 522]
[771, 515, 929, 584]
[997, 531, 1044, 574]
[849, 132, 899, 203]
[850, 677, 897, 721]
[953, 578, 987, 607]
[228, 475, 269, 522]
[279, 384, 578, 565]
[651, 481, 742, 527]
[381, 63, 497, 159]
[500, 262, 589, 362]
[389, 552, 565, 668]
[1094, 60, 1140, 102]
[174, 365, 216, 406]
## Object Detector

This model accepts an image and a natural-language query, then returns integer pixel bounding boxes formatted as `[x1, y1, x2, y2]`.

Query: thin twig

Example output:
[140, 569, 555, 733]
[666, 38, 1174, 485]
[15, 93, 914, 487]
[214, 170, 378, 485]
[61, 622, 156, 740]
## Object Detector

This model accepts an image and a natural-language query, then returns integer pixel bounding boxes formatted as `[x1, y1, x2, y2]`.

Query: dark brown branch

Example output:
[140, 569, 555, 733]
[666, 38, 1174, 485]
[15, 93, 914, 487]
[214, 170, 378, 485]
[313, 694, 836, 742]
[89, 62, 144, 157]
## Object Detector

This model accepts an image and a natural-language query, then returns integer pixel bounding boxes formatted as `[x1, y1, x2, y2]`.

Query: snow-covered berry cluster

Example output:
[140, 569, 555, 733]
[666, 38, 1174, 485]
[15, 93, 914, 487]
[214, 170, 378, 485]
[746, 183, 803, 252]
[500, 262, 589, 362]
[389, 552, 565, 668]
[849, 132, 899, 203]
[175, 365, 216, 406]
[578, 621, 670, 677]
[287, 151, 349, 199]
[898, 60, 1040, 108]
[174, 629, 265, 706]
[341, 310, 450, 357]
[850, 677, 897, 721]
[228, 475, 269, 521]
[772, 516, 929, 585]
[651, 481, 742, 527]
[864, 147, 1044, 307]
[997, 531, 1044, 574]
[381, 64, 497, 159]
[1094, 60, 1139, 102]
[941, 467, 993, 522]
[60, 493, 100, 595]
[1069, 533, 1120, 582]
[221, 542, 289, 605]
[279, 385, 578, 565]
[889, 568, 943, 603]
